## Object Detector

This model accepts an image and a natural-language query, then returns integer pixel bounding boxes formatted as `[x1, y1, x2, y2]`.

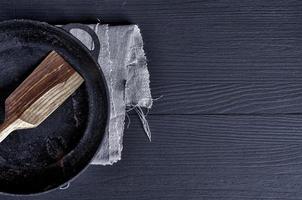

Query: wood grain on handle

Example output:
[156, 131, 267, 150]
[0, 51, 84, 142]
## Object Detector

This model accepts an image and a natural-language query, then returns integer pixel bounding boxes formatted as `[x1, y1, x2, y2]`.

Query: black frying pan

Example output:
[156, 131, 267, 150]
[0, 19, 108, 195]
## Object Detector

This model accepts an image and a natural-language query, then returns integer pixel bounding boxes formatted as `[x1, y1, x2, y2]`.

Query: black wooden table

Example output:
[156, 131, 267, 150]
[2, 0, 302, 199]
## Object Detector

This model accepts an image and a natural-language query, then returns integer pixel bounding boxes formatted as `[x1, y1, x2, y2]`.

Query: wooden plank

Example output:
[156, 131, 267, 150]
[4, 0, 302, 83]
[0, 1, 302, 83]
[150, 82, 302, 114]
[4, 115, 302, 200]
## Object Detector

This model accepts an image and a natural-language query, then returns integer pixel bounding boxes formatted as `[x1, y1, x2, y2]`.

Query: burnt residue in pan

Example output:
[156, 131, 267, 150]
[0, 47, 89, 169]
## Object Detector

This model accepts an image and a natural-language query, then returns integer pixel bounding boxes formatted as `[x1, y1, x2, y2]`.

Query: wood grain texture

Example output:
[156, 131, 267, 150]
[3, 115, 302, 200]
[0, 51, 84, 142]
[150, 82, 302, 114]
[0, 0, 301, 199]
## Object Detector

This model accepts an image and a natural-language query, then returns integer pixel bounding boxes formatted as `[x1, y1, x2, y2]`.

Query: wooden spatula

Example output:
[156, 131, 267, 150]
[0, 51, 84, 142]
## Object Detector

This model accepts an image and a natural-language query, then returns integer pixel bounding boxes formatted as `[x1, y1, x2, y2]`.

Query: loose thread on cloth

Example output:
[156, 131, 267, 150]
[135, 106, 151, 141]
[126, 95, 163, 141]
[126, 105, 151, 141]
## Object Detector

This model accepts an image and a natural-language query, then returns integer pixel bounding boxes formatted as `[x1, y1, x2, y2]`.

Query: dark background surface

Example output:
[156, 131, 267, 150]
[1, 0, 302, 199]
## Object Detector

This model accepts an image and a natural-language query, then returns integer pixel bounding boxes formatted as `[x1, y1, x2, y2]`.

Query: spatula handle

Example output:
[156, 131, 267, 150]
[0, 118, 35, 142]
[0, 120, 17, 142]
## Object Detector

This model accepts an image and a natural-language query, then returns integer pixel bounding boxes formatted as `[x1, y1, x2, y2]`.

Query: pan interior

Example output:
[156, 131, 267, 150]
[0, 20, 107, 195]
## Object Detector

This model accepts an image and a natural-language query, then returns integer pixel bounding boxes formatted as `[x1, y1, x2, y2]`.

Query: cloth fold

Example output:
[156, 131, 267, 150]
[63, 24, 152, 165]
